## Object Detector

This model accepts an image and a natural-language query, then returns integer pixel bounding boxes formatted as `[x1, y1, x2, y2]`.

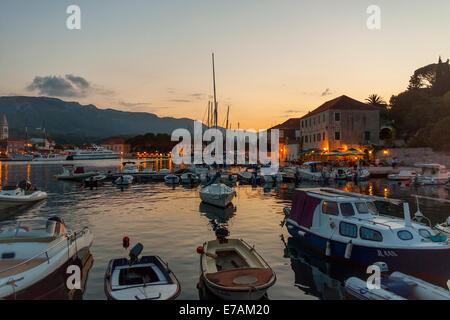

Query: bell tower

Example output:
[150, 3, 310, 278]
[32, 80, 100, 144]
[0, 114, 8, 140]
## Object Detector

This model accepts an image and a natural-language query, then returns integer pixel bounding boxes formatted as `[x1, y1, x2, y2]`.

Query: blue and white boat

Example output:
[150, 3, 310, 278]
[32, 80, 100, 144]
[283, 188, 450, 286]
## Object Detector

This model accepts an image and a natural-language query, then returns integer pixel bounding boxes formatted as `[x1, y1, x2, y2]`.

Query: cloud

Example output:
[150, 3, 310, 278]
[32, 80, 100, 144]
[321, 88, 332, 97]
[169, 99, 191, 103]
[26, 74, 112, 98]
[189, 93, 204, 100]
[118, 101, 152, 108]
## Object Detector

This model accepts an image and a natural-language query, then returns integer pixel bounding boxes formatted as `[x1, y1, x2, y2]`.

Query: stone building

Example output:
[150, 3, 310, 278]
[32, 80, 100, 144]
[101, 138, 131, 155]
[270, 118, 301, 162]
[299, 95, 382, 151]
[0, 114, 8, 155]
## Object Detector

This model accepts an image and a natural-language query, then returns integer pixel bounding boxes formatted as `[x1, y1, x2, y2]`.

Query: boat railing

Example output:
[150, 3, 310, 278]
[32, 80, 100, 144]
[347, 216, 394, 231]
[0, 227, 89, 277]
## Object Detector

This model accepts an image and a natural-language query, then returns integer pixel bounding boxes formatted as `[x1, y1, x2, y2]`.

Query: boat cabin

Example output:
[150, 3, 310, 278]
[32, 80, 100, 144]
[288, 188, 443, 247]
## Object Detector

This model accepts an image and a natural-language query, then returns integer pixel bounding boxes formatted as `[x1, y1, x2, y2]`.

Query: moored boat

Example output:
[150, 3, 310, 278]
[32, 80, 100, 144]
[164, 174, 180, 184]
[55, 165, 97, 181]
[104, 242, 180, 300]
[84, 174, 107, 188]
[0, 217, 93, 299]
[282, 187, 450, 286]
[114, 175, 134, 186]
[199, 174, 236, 208]
[0, 180, 47, 209]
[197, 229, 276, 300]
[413, 164, 449, 185]
[180, 172, 200, 184]
[345, 262, 450, 300]
[388, 170, 417, 181]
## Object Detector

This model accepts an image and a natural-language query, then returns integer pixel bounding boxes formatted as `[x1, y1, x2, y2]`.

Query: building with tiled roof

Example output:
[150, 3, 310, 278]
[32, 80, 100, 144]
[300, 95, 382, 151]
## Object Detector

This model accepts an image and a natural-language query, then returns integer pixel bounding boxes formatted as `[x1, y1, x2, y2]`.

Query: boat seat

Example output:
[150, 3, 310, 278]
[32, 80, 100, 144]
[0, 258, 47, 277]
[206, 268, 274, 288]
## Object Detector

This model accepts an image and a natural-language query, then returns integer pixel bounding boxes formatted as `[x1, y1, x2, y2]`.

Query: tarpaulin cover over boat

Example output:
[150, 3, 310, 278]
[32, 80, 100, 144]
[291, 190, 321, 228]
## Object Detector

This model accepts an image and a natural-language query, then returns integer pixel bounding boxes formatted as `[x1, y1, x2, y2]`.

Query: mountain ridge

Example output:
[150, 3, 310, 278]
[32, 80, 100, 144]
[0, 96, 200, 144]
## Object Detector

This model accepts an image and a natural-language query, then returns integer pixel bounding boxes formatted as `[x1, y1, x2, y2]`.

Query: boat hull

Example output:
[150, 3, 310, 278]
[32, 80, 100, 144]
[286, 221, 450, 287]
[0, 192, 47, 209]
[0, 228, 94, 299]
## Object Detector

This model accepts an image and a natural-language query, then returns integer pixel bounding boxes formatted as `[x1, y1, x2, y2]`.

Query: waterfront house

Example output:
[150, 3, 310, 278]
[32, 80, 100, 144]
[270, 118, 301, 162]
[100, 138, 131, 155]
[299, 95, 382, 152]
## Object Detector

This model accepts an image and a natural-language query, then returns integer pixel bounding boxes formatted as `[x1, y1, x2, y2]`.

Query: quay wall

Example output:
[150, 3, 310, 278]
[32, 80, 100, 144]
[375, 148, 450, 167]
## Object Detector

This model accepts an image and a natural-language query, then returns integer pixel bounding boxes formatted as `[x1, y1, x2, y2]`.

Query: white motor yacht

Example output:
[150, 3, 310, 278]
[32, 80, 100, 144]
[0, 217, 93, 299]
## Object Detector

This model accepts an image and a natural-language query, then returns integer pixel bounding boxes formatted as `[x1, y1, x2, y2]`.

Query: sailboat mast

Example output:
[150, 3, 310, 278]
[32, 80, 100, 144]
[226, 105, 230, 130]
[207, 101, 211, 128]
[212, 53, 218, 129]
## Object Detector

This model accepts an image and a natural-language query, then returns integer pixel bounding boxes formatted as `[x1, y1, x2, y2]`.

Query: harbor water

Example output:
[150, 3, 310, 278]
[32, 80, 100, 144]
[0, 159, 449, 300]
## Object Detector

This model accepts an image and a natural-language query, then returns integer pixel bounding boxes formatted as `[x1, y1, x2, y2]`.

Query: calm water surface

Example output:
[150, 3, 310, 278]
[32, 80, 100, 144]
[0, 160, 449, 300]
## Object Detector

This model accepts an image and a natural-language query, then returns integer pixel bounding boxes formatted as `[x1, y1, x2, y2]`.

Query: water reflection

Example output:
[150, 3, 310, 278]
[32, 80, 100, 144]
[199, 203, 236, 231]
[281, 236, 365, 300]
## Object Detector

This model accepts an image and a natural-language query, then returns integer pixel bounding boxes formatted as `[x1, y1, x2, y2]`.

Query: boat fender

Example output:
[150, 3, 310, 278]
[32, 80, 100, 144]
[345, 241, 353, 259]
[325, 241, 331, 257]
[297, 230, 306, 237]
[123, 236, 130, 249]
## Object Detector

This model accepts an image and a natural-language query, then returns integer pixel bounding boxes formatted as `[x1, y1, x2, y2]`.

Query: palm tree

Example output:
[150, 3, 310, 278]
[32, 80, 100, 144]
[366, 94, 386, 106]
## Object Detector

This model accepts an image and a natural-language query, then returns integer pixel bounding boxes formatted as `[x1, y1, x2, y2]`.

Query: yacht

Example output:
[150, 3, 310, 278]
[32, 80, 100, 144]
[282, 188, 450, 286]
[0, 217, 93, 299]
[66, 145, 121, 160]
[8, 153, 34, 162]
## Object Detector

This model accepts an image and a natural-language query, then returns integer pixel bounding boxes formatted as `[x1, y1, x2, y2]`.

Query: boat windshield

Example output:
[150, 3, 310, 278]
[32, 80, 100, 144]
[355, 202, 378, 215]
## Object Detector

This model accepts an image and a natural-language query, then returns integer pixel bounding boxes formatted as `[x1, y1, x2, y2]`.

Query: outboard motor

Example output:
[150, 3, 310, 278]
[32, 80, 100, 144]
[215, 227, 230, 244]
[129, 242, 144, 265]
[46, 216, 67, 236]
[18, 179, 33, 191]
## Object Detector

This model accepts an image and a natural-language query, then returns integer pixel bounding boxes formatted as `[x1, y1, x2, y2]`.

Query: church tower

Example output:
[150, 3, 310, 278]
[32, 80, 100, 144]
[0, 114, 8, 140]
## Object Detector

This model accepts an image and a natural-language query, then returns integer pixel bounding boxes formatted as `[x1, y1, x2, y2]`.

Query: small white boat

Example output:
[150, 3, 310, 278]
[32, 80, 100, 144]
[180, 173, 200, 184]
[104, 243, 180, 300]
[200, 181, 236, 208]
[198, 229, 276, 300]
[414, 164, 449, 185]
[115, 175, 133, 186]
[121, 162, 139, 174]
[55, 165, 97, 181]
[388, 170, 417, 181]
[353, 169, 370, 181]
[164, 174, 180, 184]
[298, 162, 330, 181]
[84, 174, 107, 188]
[0, 180, 47, 209]
[345, 262, 450, 300]
[0, 217, 93, 299]
[258, 166, 283, 184]
[435, 217, 450, 237]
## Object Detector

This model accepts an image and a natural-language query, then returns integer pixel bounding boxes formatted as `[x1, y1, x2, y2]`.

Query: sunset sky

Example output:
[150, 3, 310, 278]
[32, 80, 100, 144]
[0, 0, 449, 129]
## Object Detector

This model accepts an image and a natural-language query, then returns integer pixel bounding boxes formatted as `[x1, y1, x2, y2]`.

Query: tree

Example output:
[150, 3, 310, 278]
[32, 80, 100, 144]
[407, 57, 450, 95]
[365, 94, 386, 106]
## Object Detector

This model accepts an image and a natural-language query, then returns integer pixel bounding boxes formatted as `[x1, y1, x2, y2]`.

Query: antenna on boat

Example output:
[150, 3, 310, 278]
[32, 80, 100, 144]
[207, 101, 211, 128]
